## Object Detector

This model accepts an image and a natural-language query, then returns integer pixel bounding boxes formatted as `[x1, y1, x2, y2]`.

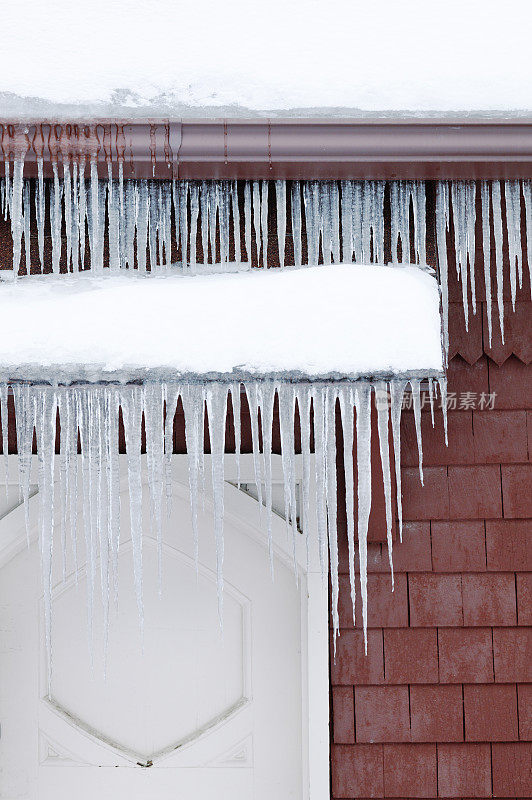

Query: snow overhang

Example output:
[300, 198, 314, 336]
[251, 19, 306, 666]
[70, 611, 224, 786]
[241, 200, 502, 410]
[0, 265, 443, 385]
[3, 118, 532, 180]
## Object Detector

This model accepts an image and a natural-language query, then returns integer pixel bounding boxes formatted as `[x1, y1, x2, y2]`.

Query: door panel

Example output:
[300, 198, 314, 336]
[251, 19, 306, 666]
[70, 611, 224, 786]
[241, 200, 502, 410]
[0, 466, 307, 800]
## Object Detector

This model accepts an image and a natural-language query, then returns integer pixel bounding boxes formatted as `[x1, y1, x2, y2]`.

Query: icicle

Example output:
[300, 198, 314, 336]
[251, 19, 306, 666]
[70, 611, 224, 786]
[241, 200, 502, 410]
[205, 383, 228, 625]
[163, 383, 179, 520]
[35, 387, 57, 693]
[124, 180, 137, 269]
[341, 181, 353, 263]
[296, 384, 312, 565]
[13, 384, 35, 543]
[11, 157, 24, 274]
[275, 180, 286, 267]
[410, 378, 424, 485]
[63, 161, 73, 271]
[451, 180, 477, 327]
[389, 380, 406, 542]
[330, 181, 341, 264]
[351, 181, 362, 263]
[428, 378, 435, 427]
[220, 181, 231, 265]
[261, 181, 269, 267]
[244, 181, 252, 264]
[107, 164, 120, 271]
[4, 159, 11, 218]
[147, 182, 158, 271]
[36, 157, 45, 269]
[71, 162, 80, 272]
[189, 182, 199, 272]
[436, 181, 450, 360]
[258, 380, 276, 574]
[209, 182, 218, 264]
[179, 181, 189, 268]
[439, 377, 449, 446]
[390, 181, 410, 264]
[303, 182, 318, 264]
[137, 180, 149, 272]
[78, 159, 87, 271]
[522, 180, 532, 300]
[311, 385, 328, 577]
[51, 163, 62, 274]
[231, 181, 241, 265]
[325, 385, 339, 644]
[22, 180, 31, 274]
[338, 386, 356, 624]
[375, 381, 394, 587]
[411, 181, 427, 265]
[245, 382, 264, 519]
[89, 159, 102, 274]
[120, 386, 144, 633]
[321, 182, 332, 266]
[230, 383, 242, 488]
[278, 382, 298, 571]
[504, 180, 522, 308]
[291, 181, 302, 266]
[354, 382, 372, 652]
[480, 181, 493, 346]
[492, 181, 505, 341]
[200, 182, 209, 264]
[182, 383, 204, 571]
[144, 383, 165, 590]
[0, 385, 9, 490]
[118, 162, 126, 268]
[369, 181, 386, 264]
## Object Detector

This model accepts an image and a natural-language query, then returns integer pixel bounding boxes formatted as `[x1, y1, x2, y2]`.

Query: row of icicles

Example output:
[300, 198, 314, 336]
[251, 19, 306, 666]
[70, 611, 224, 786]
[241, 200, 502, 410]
[1, 378, 446, 684]
[1, 162, 531, 356]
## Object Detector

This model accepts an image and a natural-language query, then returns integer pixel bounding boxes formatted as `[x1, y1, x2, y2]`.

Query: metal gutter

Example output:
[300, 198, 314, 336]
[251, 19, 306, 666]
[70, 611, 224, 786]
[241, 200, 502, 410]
[2, 118, 532, 180]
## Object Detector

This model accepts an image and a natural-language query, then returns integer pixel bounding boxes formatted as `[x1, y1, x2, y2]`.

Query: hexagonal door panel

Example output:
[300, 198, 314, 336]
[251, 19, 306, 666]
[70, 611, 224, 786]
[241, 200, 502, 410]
[47, 538, 249, 762]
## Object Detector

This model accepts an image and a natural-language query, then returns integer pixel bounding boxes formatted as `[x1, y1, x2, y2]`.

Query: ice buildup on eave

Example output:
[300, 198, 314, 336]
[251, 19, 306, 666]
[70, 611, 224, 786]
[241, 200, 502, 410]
[2, 153, 530, 363]
[0, 266, 444, 682]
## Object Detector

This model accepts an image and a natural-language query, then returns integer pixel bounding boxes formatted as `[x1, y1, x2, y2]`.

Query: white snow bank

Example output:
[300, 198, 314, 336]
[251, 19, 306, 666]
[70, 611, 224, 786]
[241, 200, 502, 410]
[0, 265, 443, 383]
[1, 0, 531, 117]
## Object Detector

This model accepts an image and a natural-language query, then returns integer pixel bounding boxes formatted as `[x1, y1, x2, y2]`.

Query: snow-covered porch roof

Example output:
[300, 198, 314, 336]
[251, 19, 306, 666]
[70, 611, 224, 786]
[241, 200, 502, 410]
[0, 264, 443, 385]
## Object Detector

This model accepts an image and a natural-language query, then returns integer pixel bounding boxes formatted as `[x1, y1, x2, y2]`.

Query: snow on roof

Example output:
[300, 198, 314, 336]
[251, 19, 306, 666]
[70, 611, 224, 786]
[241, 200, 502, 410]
[2, 0, 531, 119]
[0, 265, 443, 384]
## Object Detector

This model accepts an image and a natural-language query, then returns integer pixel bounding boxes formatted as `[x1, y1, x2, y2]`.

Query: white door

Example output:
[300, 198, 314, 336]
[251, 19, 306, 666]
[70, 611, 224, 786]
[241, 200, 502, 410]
[0, 456, 329, 800]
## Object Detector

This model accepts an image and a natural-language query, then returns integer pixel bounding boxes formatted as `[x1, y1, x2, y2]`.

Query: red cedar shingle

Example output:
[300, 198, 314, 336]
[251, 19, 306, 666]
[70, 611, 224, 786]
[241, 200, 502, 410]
[489, 357, 532, 410]
[431, 521, 487, 572]
[332, 686, 355, 744]
[484, 301, 532, 364]
[493, 628, 532, 682]
[408, 574, 463, 627]
[409, 685, 463, 742]
[448, 301, 484, 364]
[382, 743, 437, 798]
[462, 573, 517, 626]
[331, 629, 384, 686]
[383, 629, 438, 684]
[390, 522, 432, 572]
[338, 573, 407, 630]
[492, 742, 532, 797]
[331, 743, 383, 798]
[448, 465, 503, 519]
[447, 354, 489, 397]
[401, 410, 473, 466]
[518, 684, 532, 741]
[464, 684, 519, 741]
[473, 409, 529, 463]
[486, 519, 532, 571]
[437, 742, 492, 798]
[517, 573, 532, 625]
[502, 465, 532, 518]
[438, 628, 494, 683]
[401, 467, 450, 520]
[354, 686, 410, 743]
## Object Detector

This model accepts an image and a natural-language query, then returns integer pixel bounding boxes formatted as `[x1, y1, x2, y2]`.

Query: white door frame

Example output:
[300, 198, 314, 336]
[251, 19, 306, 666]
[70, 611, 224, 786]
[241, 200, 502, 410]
[0, 453, 330, 799]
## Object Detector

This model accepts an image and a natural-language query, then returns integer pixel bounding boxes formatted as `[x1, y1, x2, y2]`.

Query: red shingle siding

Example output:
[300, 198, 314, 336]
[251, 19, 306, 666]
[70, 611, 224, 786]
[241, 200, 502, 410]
[330, 289, 532, 798]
